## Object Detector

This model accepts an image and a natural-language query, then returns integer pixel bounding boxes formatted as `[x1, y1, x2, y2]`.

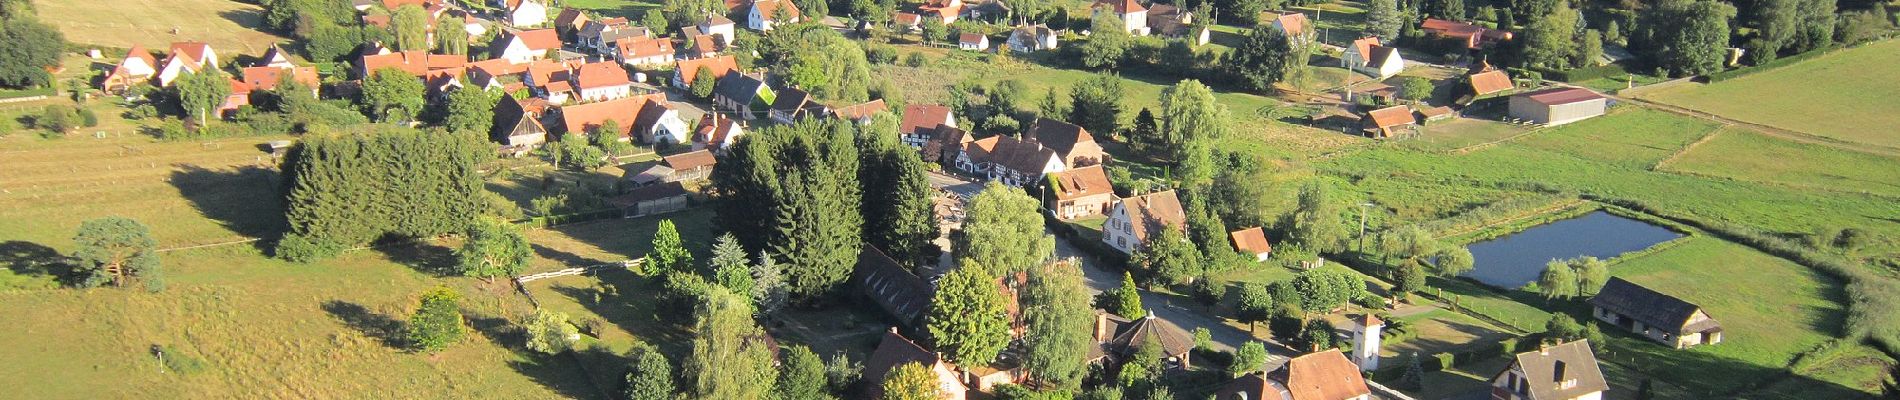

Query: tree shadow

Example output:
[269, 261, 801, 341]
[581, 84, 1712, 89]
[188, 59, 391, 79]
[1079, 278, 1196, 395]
[545, 267, 692, 351]
[169, 165, 287, 246]
[0, 240, 75, 286]
[320, 300, 406, 349]
[373, 238, 458, 276]
[506, 349, 616, 400]
[531, 243, 609, 268]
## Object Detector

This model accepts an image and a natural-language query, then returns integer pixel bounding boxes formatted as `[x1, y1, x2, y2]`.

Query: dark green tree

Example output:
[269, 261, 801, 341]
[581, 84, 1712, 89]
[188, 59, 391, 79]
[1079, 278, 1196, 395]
[777, 345, 833, 400]
[279, 127, 487, 261]
[175, 68, 232, 123]
[1233, 282, 1274, 333]
[1363, 0, 1403, 40]
[1037, 87, 1069, 122]
[1208, 152, 1272, 228]
[1300, 318, 1337, 351]
[710, 233, 756, 295]
[1109, 271, 1144, 318]
[623, 349, 677, 400]
[1292, 268, 1362, 312]
[363, 67, 426, 122]
[72, 217, 163, 291]
[1021, 261, 1094, 389]
[642, 9, 670, 32]
[406, 286, 465, 353]
[1133, 226, 1200, 285]
[1229, 341, 1269, 377]
[1227, 25, 1291, 92]
[1067, 74, 1125, 137]
[1395, 258, 1427, 295]
[1636, 0, 1735, 76]
[0, 19, 64, 88]
[1080, 11, 1131, 69]
[861, 141, 939, 269]
[927, 265, 1012, 366]
[691, 65, 717, 99]
[1521, 0, 1579, 68]
[442, 87, 495, 134]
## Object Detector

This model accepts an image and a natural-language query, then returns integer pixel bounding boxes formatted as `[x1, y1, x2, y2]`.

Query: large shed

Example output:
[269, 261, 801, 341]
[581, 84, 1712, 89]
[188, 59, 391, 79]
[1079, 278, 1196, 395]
[1588, 277, 1724, 349]
[1508, 87, 1609, 125]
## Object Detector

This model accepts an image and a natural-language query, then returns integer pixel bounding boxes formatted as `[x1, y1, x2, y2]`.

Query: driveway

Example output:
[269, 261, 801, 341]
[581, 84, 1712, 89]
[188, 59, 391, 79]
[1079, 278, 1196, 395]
[1054, 233, 1304, 364]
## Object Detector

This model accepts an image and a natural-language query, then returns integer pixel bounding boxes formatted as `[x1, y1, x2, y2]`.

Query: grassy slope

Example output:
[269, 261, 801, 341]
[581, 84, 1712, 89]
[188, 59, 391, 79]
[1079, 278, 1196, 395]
[1660, 127, 1900, 198]
[1639, 39, 1900, 149]
[38, 0, 287, 52]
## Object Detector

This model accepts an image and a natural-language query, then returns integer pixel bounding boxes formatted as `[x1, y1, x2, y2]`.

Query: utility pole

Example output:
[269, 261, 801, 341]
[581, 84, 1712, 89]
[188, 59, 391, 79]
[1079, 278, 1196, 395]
[1357, 202, 1374, 252]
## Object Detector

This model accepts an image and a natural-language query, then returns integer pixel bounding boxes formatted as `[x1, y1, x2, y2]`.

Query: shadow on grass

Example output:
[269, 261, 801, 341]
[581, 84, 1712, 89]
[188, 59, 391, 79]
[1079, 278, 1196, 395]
[320, 300, 406, 349]
[373, 238, 458, 276]
[532, 243, 610, 269]
[169, 165, 287, 245]
[468, 313, 615, 399]
[0, 240, 74, 284]
[547, 267, 693, 354]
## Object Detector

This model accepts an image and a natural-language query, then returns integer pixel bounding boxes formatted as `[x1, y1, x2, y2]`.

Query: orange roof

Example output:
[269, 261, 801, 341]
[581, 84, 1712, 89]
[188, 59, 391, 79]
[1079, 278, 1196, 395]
[959, 32, 985, 44]
[1469, 69, 1513, 96]
[1096, 0, 1145, 14]
[832, 99, 887, 120]
[900, 104, 953, 135]
[124, 45, 157, 68]
[1519, 87, 1605, 106]
[467, 57, 530, 77]
[359, 51, 462, 77]
[753, 0, 803, 20]
[426, 54, 467, 70]
[1277, 350, 1372, 400]
[1421, 18, 1484, 37]
[1264, 11, 1308, 35]
[558, 93, 669, 138]
[240, 66, 321, 91]
[526, 59, 582, 87]
[662, 149, 718, 170]
[1349, 37, 1379, 59]
[573, 61, 630, 90]
[1229, 227, 1272, 255]
[1365, 105, 1415, 129]
[676, 55, 738, 83]
[169, 41, 213, 64]
[1045, 165, 1113, 201]
[513, 29, 562, 50]
[617, 36, 676, 60]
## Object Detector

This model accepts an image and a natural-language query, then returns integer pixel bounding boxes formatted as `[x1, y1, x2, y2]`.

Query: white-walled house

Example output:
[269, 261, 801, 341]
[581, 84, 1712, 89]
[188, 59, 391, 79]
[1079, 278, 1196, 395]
[1092, 0, 1149, 36]
[100, 45, 157, 93]
[747, 0, 802, 31]
[492, 29, 563, 64]
[698, 15, 737, 45]
[1491, 340, 1607, 400]
[572, 61, 633, 102]
[1008, 25, 1059, 52]
[1101, 190, 1186, 254]
[1343, 37, 1404, 79]
[504, 0, 549, 27]
[958, 33, 990, 50]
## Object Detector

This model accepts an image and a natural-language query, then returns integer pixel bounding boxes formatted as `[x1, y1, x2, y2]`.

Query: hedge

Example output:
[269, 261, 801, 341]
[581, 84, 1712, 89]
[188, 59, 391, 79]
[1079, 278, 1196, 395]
[1706, 45, 1838, 82]
[1535, 63, 1634, 83]
[521, 208, 623, 228]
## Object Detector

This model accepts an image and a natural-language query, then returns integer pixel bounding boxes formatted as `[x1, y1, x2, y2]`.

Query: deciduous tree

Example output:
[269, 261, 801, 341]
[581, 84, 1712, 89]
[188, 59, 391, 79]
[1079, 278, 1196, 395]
[363, 67, 426, 122]
[881, 362, 942, 400]
[442, 86, 495, 134]
[647, 219, 694, 275]
[1158, 79, 1229, 184]
[175, 69, 233, 123]
[1080, 11, 1131, 69]
[1133, 226, 1200, 285]
[1229, 341, 1269, 377]
[1067, 74, 1125, 137]
[927, 265, 1012, 366]
[1537, 260, 1578, 299]
[1233, 282, 1274, 333]
[1022, 261, 1094, 389]
[1227, 25, 1291, 92]
[623, 349, 677, 400]
[0, 19, 64, 88]
[390, 4, 431, 51]
[685, 289, 779, 399]
[406, 287, 465, 353]
[1435, 246, 1474, 277]
[524, 309, 579, 354]
[455, 218, 532, 282]
[778, 345, 834, 400]
[1288, 181, 1350, 253]
[954, 183, 1054, 276]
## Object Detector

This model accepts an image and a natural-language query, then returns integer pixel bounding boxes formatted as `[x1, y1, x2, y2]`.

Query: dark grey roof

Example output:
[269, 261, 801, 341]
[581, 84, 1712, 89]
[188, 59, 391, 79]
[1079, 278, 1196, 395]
[1106, 314, 1194, 358]
[769, 88, 827, 120]
[987, 136, 1058, 175]
[1501, 340, 1608, 400]
[713, 73, 767, 105]
[854, 245, 933, 328]
[1588, 277, 1720, 334]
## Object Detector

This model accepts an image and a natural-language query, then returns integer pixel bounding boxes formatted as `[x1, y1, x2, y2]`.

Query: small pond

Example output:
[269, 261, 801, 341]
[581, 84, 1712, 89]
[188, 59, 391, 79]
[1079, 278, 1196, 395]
[1460, 211, 1683, 288]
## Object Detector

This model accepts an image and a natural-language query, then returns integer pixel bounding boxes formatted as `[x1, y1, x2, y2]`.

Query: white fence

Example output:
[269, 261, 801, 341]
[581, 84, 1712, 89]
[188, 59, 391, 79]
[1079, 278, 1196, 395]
[515, 258, 646, 283]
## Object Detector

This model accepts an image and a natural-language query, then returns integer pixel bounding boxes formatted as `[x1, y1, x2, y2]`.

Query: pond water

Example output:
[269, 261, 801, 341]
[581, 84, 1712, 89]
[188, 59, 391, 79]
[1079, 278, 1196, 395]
[1460, 211, 1683, 288]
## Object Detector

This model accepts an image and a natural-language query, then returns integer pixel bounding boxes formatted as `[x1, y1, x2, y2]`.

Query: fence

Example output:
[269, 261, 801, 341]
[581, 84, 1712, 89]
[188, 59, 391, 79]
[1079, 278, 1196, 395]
[515, 258, 646, 283]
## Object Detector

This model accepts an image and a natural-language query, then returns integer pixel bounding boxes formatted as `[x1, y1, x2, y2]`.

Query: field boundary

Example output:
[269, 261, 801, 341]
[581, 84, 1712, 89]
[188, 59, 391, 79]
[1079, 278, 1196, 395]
[1616, 95, 1900, 158]
[1649, 123, 1729, 170]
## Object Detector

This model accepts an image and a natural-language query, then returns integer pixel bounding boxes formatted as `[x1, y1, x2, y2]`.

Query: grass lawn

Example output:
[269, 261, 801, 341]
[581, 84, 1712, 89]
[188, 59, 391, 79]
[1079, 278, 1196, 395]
[1637, 39, 1900, 149]
[39, 0, 287, 52]
[559, 0, 665, 19]
[1511, 107, 1720, 169]
[1574, 73, 1671, 94]
[1658, 127, 1900, 197]
[1380, 308, 1511, 358]
[1403, 117, 1532, 152]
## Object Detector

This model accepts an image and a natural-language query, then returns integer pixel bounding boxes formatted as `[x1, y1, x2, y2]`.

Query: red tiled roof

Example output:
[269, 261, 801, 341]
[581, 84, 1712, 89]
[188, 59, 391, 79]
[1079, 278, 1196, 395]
[1421, 18, 1484, 37]
[240, 66, 321, 91]
[662, 149, 718, 170]
[1469, 69, 1513, 96]
[900, 104, 953, 135]
[1119, 190, 1186, 242]
[1263, 11, 1307, 35]
[558, 93, 670, 138]
[573, 61, 630, 90]
[676, 55, 739, 83]
[554, 8, 589, 29]
[1229, 227, 1272, 255]
[617, 37, 676, 60]
[893, 12, 922, 25]
[753, 0, 803, 20]
[1273, 349, 1372, 400]
[1366, 105, 1416, 129]
[1519, 87, 1606, 106]
[832, 99, 888, 120]
[1046, 164, 1113, 201]
[169, 41, 213, 64]
[514, 29, 562, 50]
[359, 51, 463, 77]
[1096, 0, 1146, 14]
[959, 32, 986, 44]
[124, 45, 158, 67]
[1349, 37, 1379, 61]
[526, 59, 582, 87]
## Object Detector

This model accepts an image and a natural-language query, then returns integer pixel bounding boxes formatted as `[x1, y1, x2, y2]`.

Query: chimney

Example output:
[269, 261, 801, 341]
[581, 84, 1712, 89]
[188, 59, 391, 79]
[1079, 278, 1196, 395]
[1095, 312, 1110, 341]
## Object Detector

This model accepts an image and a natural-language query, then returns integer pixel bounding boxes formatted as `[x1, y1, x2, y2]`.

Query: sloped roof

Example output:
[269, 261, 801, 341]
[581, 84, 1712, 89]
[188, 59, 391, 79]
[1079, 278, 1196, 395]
[854, 245, 934, 328]
[240, 66, 321, 91]
[556, 93, 668, 137]
[1421, 18, 1484, 36]
[573, 61, 630, 90]
[832, 99, 888, 120]
[901, 104, 955, 136]
[1229, 227, 1272, 255]
[862, 331, 954, 400]
[686, 34, 720, 54]
[662, 149, 718, 170]
[1518, 87, 1606, 106]
[1349, 37, 1379, 61]
[169, 41, 213, 64]
[1469, 69, 1513, 96]
[713, 73, 768, 104]
[702, 14, 736, 26]
[1263, 11, 1308, 35]
[1106, 314, 1194, 358]
[1588, 277, 1720, 334]
[987, 135, 1059, 175]
[123, 45, 158, 68]
[359, 51, 463, 77]
[492, 95, 547, 140]
[1503, 340, 1609, 400]
[752, 0, 803, 20]
[769, 88, 821, 119]
[695, 113, 743, 148]
[525, 59, 580, 87]
[617, 36, 675, 61]
[959, 32, 986, 45]
[1118, 190, 1187, 242]
[1368, 45, 1399, 66]
[610, 181, 689, 207]
[1045, 164, 1113, 201]
[1214, 372, 1286, 400]
[632, 97, 679, 136]
[894, 11, 922, 25]
[1023, 118, 1094, 160]
[513, 29, 563, 50]
[467, 57, 530, 78]
[1365, 105, 1416, 129]
[1095, 0, 1146, 14]
[676, 55, 739, 83]
[1268, 349, 1373, 400]
[554, 8, 590, 29]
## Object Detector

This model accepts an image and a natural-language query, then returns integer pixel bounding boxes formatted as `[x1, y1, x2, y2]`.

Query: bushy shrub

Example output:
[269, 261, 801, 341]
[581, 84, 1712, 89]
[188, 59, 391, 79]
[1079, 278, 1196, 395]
[77, 107, 98, 127]
[866, 44, 897, 64]
[904, 52, 928, 67]
[1431, 352, 1456, 371]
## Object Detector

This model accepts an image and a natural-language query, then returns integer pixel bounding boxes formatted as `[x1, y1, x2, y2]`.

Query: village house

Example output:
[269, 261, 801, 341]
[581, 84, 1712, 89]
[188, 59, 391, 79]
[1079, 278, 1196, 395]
[218, 79, 254, 119]
[1463, 68, 1515, 105]
[609, 181, 690, 217]
[1007, 25, 1059, 53]
[1092, 0, 1150, 36]
[691, 113, 746, 154]
[1101, 190, 1186, 254]
[1490, 340, 1608, 400]
[156, 41, 219, 87]
[854, 245, 934, 330]
[523, 59, 584, 101]
[615, 36, 676, 67]
[454, 10, 488, 38]
[900, 104, 957, 148]
[555, 93, 688, 144]
[768, 88, 829, 124]
[502, 0, 549, 27]
[100, 45, 157, 94]
[553, 8, 590, 38]
[1421, 18, 1512, 50]
[922, 126, 972, 165]
[628, 149, 719, 186]
[491, 95, 550, 155]
[672, 55, 739, 88]
[1147, 4, 1209, 45]
[1508, 87, 1609, 126]
[1343, 37, 1404, 79]
[958, 135, 1064, 187]
[239, 66, 321, 98]
[831, 99, 888, 124]
[1349, 314, 1385, 370]
[1588, 278, 1724, 349]
[354, 50, 467, 79]
[580, 18, 648, 55]
[256, 45, 295, 69]
[1043, 165, 1116, 220]
[862, 329, 969, 400]
[712, 73, 774, 119]
[680, 32, 721, 58]
[697, 15, 737, 45]
[958, 33, 990, 51]
[1262, 10, 1313, 43]
[1363, 105, 1417, 138]
[915, 0, 964, 25]
[1229, 227, 1273, 262]
[962, 0, 1011, 21]
[1215, 349, 1373, 400]
[571, 61, 634, 101]
[747, 0, 803, 31]
[492, 29, 563, 64]
[1089, 311, 1193, 369]
[1023, 118, 1104, 167]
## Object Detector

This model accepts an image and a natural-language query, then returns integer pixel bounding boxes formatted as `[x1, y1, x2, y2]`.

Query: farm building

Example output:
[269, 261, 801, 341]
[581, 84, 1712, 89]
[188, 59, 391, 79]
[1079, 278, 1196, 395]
[958, 33, 990, 50]
[1508, 87, 1608, 125]
[609, 181, 690, 217]
[853, 245, 934, 330]
[1229, 227, 1273, 261]
[1362, 105, 1417, 138]
[1044, 165, 1116, 220]
[1588, 277, 1724, 349]
[1490, 340, 1607, 400]
[1215, 349, 1371, 400]
[1007, 25, 1059, 52]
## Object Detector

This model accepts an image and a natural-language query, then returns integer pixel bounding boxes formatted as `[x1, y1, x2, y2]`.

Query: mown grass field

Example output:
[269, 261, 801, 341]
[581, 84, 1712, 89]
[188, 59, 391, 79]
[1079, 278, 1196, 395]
[39, 0, 287, 53]
[560, 0, 665, 19]
[1659, 127, 1900, 197]
[1638, 39, 1900, 149]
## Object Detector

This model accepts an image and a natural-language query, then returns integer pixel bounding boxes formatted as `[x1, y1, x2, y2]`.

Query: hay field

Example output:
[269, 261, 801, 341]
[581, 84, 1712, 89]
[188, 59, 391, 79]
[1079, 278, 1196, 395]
[38, 0, 287, 53]
[1638, 39, 1900, 149]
